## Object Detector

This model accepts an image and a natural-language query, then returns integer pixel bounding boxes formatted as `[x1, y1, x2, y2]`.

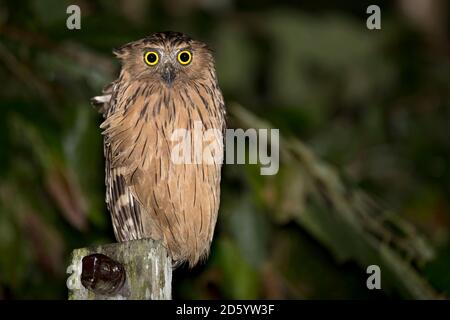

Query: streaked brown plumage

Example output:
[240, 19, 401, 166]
[92, 32, 225, 267]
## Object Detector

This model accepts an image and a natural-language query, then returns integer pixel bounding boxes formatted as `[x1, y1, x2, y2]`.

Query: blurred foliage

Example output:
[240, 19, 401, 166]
[0, 0, 449, 299]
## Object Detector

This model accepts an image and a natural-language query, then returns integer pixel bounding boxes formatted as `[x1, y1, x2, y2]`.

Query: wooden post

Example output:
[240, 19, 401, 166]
[66, 239, 172, 300]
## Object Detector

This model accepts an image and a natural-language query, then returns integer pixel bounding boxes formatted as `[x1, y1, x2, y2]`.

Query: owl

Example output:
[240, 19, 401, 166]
[92, 32, 226, 267]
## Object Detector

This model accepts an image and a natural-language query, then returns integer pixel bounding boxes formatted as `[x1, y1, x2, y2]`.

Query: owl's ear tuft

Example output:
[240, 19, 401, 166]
[113, 47, 126, 59]
[113, 43, 133, 59]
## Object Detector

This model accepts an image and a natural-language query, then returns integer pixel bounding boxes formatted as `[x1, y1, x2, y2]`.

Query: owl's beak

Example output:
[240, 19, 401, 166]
[162, 64, 176, 86]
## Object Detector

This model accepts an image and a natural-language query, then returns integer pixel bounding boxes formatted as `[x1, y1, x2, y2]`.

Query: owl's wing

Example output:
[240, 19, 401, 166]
[91, 82, 116, 117]
[104, 148, 146, 241]
[93, 84, 148, 242]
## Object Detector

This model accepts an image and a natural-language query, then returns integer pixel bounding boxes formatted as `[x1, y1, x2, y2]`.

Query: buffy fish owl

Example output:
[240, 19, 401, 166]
[92, 32, 225, 267]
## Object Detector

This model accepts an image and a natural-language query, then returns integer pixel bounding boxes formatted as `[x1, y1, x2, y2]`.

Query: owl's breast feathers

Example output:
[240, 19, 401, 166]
[94, 77, 225, 267]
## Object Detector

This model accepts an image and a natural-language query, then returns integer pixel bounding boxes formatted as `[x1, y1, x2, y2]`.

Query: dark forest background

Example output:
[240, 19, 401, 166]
[0, 0, 449, 299]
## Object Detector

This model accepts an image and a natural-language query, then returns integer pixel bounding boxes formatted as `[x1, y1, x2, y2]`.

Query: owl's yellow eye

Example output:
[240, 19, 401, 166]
[144, 51, 159, 66]
[177, 50, 192, 65]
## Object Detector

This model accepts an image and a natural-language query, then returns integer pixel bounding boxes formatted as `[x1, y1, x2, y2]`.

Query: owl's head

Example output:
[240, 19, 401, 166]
[113, 31, 215, 87]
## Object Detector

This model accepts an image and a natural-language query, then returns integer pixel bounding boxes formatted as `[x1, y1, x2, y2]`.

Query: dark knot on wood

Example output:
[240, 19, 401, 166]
[81, 253, 126, 295]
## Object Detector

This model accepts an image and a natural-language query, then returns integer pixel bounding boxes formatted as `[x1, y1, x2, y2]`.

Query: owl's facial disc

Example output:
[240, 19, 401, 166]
[161, 63, 176, 86]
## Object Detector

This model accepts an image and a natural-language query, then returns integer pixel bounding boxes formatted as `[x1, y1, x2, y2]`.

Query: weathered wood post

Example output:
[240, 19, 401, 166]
[66, 239, 172, 300]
